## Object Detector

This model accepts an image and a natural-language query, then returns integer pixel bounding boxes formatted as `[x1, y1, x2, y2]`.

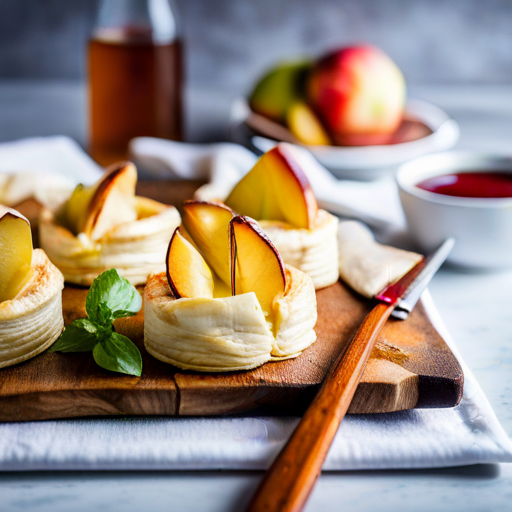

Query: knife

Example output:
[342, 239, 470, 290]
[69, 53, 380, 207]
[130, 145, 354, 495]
[246, 238, 455, 512]
[377, 237, 455, 320]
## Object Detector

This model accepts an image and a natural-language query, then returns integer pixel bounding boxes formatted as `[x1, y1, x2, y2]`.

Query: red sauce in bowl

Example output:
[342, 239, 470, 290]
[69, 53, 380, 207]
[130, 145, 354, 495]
[416, 171, 512, 198]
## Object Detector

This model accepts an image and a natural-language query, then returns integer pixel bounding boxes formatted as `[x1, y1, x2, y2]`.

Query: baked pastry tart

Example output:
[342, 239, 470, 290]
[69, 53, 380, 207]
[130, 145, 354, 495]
[39, 162, 181, 286]
[338, 220, 422, 298]
[144, 201, 317, 372]
[197, 143, 339, 290]
[0, 206, 64, 368]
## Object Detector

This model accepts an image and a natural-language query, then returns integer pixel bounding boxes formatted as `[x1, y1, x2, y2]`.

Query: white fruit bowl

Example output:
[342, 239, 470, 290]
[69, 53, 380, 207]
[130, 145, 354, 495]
[397, 151, 512, 270]
[230, 98, 460, 181]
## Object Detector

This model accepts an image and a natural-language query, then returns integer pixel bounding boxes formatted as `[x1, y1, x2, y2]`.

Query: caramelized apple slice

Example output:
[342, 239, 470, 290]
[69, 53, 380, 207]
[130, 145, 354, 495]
[225, 144, 318, 229]
[63, 183, 94, 234]
[224, 155, 279, 222]
[286, 101, 332, 146]
[135, 196, 168, 219]
[0, 206, 33, 302]
[166, 227, 214, 299]
[64, 162, 137, 241]
[182, 200, 234, 286]
[230, 216, 286, 320]
[268, 145, 319, 229]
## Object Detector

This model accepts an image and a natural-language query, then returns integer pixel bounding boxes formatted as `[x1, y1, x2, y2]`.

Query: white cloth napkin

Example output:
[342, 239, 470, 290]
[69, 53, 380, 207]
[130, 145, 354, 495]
[0, 136, 102, 183]
[1, 136, 511, 471]
[130, 137, 405, 230]
[0, 135, 102, 208]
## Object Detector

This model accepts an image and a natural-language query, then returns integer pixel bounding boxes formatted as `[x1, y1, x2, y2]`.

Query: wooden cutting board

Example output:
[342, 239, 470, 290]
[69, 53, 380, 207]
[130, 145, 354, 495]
[0, 181, 464, 422]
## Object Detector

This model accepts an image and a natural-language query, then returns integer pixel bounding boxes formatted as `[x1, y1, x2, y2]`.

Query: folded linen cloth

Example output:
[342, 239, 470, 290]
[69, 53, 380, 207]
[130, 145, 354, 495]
[0, 136, 102, 209]
[0, 136, 511, 471]
[130, 137, 404, 230]
[0, 291, 511, 471]
[0, 135, 404, 230]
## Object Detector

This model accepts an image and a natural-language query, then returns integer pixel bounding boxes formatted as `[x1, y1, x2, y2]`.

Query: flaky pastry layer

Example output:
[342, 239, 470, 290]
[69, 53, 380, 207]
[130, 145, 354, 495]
[0, 249, 64, 368]
[144, 265, 317, 372]
[260, 209, 339, 290]
[39, 197, 181, 286]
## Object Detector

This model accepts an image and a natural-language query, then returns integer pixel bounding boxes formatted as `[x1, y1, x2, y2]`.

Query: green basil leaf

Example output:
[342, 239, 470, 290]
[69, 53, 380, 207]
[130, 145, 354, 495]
[96, 302, 114, 325]
[86, 269, 142, 322]
[92, 332, 142, 377]
[50, 319, 99, 353]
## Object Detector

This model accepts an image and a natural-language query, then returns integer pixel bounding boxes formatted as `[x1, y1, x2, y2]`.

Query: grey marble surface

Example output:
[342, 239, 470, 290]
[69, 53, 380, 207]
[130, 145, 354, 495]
[0, 82, 511, 511]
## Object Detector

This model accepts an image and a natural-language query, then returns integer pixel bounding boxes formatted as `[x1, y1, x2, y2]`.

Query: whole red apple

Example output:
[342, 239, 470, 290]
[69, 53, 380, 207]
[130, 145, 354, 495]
[307, 45, 406, 146]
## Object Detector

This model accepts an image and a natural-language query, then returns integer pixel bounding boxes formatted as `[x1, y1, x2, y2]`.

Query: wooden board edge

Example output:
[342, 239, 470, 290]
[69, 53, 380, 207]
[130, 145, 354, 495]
[0, 388, 178, 422]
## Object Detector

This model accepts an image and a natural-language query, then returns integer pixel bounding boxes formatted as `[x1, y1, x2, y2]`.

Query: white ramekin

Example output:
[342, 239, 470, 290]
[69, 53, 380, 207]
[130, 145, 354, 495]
[397, 151, 512, 269]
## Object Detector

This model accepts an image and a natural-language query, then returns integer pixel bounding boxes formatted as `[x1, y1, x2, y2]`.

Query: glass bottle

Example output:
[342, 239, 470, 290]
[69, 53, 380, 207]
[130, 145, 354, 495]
[88, 0, 183, 166]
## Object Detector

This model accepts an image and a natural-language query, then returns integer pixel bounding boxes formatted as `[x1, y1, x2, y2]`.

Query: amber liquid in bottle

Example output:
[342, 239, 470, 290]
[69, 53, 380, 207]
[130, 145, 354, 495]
[89, 31, 182, 166]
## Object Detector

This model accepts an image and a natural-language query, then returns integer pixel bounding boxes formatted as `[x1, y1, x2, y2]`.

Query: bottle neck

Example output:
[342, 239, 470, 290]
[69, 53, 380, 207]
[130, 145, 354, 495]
[93, 0, 179, 44]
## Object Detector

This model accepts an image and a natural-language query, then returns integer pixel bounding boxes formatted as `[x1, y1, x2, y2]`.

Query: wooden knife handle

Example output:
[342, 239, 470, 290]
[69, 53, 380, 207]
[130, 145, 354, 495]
[246, 302, 395, 512]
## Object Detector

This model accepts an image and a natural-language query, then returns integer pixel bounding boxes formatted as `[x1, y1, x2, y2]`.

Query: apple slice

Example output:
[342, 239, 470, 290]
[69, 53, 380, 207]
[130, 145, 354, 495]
[181, 200, 234, 286]
[166, 227, 214, 299]
[0, 206, 33, 302]
[135, 196, 168, 219]
[225, 144, 318, 229]
[286, 101, 332, 146]
[230, 216, 286, 320]
[64, 161, 137, 241]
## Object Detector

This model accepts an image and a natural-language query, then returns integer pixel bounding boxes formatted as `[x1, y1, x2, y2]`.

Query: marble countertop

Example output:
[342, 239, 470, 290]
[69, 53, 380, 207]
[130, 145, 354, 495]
[1, 82, 511, 511]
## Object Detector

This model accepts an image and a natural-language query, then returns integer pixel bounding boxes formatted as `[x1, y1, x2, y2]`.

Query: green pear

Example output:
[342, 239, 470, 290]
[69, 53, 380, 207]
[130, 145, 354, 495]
[249, 60, 312, 123]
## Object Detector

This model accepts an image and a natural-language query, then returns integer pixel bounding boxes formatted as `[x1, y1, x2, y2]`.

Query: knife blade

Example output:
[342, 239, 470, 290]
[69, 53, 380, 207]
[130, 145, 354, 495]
[375, 237, 455, 319]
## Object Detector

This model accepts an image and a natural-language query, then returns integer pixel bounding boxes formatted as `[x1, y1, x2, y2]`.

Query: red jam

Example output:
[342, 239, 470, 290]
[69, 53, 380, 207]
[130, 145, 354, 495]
[416, 171, 512, 198]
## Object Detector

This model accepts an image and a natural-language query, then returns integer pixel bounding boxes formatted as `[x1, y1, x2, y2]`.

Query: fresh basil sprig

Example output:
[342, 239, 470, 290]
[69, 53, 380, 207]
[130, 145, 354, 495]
[51, 269, 143, 377]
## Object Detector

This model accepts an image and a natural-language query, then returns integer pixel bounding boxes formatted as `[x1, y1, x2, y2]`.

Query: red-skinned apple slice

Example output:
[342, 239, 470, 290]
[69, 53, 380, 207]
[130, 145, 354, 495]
[0, 206, 33, 302]
[230, 215, 286, 320]
[181, 200, 234, 286]
[64, 161, 137, 241]
[225, 144, 318, 229]
[166, 227, 214, 299]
